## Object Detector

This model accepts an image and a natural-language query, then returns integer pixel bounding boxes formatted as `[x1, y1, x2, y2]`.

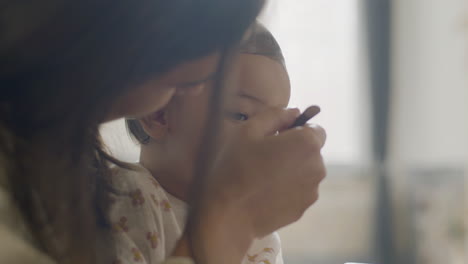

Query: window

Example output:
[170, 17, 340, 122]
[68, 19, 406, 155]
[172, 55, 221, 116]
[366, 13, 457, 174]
[260, 0, 371, 165]
[258, 2, 375, 263]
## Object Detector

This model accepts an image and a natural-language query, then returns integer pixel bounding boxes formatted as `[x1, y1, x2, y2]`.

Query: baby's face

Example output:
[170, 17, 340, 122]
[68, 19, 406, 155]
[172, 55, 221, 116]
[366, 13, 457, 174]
[222, 54, 290, 135]
[160, 54, 290, 174]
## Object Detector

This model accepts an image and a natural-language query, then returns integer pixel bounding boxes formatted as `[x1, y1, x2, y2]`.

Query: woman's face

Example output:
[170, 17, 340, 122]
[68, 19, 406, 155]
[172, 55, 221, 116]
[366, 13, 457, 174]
[106, 52, 220, 121]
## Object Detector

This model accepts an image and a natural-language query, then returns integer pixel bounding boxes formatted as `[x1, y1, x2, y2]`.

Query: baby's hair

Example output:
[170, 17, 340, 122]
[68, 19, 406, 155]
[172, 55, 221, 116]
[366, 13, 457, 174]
[239, 22, 286, 69]
[127, 22, 285, 145]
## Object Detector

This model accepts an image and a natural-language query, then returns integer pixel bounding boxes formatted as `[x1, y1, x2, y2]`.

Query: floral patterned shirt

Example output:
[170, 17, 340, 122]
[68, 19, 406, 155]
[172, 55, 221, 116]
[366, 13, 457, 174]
[103, 163, 284, 264]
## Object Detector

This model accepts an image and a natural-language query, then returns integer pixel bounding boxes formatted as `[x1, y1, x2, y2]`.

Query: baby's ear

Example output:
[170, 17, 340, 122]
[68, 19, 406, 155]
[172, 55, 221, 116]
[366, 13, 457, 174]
[139, 109, 169, 140]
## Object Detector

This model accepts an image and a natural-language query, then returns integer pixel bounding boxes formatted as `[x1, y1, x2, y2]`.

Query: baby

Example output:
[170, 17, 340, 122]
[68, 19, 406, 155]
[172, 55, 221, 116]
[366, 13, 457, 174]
[106, 22, 290, 264]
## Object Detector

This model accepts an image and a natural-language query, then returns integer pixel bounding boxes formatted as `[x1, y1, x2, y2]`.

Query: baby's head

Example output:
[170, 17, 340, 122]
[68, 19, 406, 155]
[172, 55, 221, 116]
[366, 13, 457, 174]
[127, 22, 290, 180]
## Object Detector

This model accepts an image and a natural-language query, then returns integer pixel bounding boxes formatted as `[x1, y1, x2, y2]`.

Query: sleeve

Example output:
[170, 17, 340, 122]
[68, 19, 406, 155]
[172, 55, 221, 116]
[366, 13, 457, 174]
[243, 232, 284, 264]
[275, 245, 284, 264]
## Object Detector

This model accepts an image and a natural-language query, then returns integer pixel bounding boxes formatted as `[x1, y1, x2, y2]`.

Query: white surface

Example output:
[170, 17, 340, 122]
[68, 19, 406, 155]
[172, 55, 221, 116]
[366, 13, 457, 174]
[100, 119, 140, 162]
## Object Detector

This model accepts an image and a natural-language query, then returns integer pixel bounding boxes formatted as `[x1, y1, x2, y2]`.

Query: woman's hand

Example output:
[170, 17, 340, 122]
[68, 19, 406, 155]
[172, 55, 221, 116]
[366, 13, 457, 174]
[177, 107, 326, 264]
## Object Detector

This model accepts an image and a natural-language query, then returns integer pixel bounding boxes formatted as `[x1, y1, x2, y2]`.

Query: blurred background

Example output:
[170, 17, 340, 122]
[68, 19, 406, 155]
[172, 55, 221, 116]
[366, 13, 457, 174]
[101, 0, 468, 263]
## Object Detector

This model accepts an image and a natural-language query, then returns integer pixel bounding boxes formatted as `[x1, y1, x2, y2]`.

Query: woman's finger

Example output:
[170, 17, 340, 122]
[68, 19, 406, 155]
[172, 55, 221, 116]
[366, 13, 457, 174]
[246, 107, 300, 137]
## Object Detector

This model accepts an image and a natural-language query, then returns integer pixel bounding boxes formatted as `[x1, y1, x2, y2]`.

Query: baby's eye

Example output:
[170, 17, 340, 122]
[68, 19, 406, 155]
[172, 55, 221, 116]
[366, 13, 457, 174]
[229, 112, 249, 121]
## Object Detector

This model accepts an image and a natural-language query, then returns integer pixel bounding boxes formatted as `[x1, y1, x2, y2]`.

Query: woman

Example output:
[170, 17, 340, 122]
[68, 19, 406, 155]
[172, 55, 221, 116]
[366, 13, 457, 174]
[0, 1, 326, 264]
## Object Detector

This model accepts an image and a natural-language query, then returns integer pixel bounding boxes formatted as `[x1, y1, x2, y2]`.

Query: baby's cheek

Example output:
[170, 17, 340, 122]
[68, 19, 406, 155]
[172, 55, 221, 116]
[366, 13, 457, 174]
[219, 121, 244, 144]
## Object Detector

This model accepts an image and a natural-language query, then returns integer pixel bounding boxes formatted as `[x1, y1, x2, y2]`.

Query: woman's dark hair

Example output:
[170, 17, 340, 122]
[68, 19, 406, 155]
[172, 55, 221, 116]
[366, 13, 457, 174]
[0, 0, 263, 263]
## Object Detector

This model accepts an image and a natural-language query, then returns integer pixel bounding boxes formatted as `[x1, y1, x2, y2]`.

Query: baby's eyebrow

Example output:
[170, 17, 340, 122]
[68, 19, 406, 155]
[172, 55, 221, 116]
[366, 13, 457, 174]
[238, 92, 265, 105]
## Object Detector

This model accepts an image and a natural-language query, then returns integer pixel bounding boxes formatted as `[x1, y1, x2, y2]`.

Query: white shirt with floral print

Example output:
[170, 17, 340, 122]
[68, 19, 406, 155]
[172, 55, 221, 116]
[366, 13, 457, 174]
[104, 163, 284, 264]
